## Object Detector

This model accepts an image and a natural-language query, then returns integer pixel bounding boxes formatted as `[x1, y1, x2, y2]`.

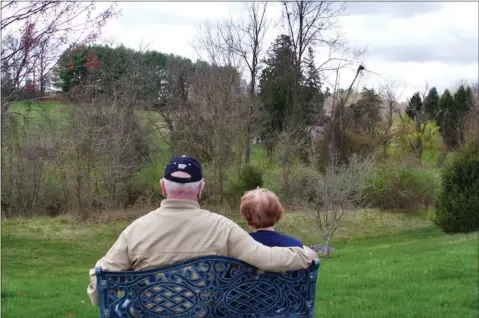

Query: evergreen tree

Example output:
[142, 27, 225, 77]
[436, 141, 479, 233]
[56, 45, 195, 105]
[259, 34, 298, 138]
[450, 85, 473, 145]
[465, 86, 474, 110]
[405, 92, 423, 120]
[259, 36, 324, 160]
[346, 87, 382, 133]
[423, 87, 439, 120]
[437, 89, 459, 149]
[303, 46, 324, 120]
[454, 85, 472, 113]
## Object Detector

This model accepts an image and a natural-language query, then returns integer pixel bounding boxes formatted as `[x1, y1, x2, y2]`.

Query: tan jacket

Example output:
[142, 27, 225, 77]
[87, 199, 313, 305]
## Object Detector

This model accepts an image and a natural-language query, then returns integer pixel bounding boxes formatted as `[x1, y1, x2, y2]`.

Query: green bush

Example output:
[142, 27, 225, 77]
[435, 142, 479, 233]
[364, 164, 439, 211]
[262, 164, 320, 206]
[131, 160, 166, 204]
[239, 165, 264, 191]
[226, 165, 264, 204]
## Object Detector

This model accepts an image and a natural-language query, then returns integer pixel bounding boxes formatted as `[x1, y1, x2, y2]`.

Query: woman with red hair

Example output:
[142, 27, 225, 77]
[240, 188, 317, 258]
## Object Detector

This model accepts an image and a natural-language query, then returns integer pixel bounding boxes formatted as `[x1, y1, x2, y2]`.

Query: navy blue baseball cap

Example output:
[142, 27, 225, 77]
[163, 155, 203, 184]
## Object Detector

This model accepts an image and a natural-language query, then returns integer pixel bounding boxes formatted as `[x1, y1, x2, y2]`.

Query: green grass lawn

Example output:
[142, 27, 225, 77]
[2, 212, 477, 318]
[8, 101, 70, 123]
[318, 228, 478, 317]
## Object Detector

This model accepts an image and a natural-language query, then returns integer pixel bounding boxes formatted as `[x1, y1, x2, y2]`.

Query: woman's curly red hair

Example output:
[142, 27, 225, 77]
[240, 188, 285, 229]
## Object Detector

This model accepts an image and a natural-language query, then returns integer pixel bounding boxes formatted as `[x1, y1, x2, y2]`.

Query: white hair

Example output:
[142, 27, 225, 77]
[163, 178, 203, 195]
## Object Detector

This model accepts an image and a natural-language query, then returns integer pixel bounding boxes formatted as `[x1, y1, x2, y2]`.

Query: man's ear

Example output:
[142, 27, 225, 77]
[197, 181, 205, 200]
[160, 179, 167, 198]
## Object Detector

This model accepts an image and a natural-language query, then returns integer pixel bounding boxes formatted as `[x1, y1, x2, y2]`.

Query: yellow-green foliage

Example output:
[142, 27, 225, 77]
[390, 118, 443, 157]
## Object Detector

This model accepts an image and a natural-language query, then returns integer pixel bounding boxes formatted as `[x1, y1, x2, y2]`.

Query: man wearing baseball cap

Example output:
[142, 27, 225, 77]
[87, 155, 316, 305]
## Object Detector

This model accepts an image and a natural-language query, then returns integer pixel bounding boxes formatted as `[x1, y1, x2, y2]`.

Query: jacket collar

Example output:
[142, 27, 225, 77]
[159, 199, 200, 210]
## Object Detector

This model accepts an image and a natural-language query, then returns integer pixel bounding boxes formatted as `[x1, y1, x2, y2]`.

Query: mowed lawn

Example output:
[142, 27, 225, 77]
[1, 212, 478, 318]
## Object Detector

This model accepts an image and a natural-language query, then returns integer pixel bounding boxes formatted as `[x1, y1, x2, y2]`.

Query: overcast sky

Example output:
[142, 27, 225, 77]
[98, 1, 478, 101]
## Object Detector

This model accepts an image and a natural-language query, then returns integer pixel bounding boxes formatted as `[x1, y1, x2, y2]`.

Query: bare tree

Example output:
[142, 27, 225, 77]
[195, 21, 241, 68]
[1, 110, 51, 217]
[281, 1, 365, 75]
[281, 1, 365, 131]
[150, 56, 192, 150]
[61, 94, 150, 219]
[1, 3, 119, 218]
[178, 64, 246, 203]
[187, 25, 252, 202]
[283, 1, 343, 70]
[326, 65, 365, 164]
[220, 2, 270, 164]
[32, 38, 55, 93]
[380, 80, 406, 157]
[272, 131, 314, 204]
[311, 151, 374, 258]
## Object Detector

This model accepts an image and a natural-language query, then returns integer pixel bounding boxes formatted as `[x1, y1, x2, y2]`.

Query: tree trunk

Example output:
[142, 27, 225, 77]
[244, 123, 251, 164]
[245, 78, 256, 164]
[323, 238, 331, 258]
[436, 151, 447, 168]
[237, 135, 243, 176]
[415, 136, 423, 159]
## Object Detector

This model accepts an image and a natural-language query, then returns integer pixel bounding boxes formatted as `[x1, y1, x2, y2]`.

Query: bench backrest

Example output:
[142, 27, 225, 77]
[96, 255, 320, 318]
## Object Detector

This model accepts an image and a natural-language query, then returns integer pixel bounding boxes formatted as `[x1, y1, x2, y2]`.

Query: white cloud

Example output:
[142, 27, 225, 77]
[97, 2, 478, 101]
[339, 2, 478, 99]
[102, 18, 198, 57]
[343, 2, 477, 59]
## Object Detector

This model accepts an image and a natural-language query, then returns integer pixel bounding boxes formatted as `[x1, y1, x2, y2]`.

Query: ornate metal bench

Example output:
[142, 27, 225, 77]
[95, 255, 320, 317]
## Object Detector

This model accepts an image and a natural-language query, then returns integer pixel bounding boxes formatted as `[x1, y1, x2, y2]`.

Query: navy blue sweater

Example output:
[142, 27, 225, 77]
[250, 230, 303, 248]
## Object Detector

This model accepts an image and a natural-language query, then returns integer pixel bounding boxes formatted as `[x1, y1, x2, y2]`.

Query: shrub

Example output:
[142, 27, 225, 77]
[310, 153, 375, 257]
[131, 160, 166, 204]
[226, 165, 264, 205]
[435, 142, 479, 233]
[263, 164, 320, 207]
[239, 165, 264, 191]
[364, 164, 439, 211]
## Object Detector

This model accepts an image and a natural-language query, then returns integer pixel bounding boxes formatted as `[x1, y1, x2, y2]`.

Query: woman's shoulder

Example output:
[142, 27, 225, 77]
[277, 232, 303, 247]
